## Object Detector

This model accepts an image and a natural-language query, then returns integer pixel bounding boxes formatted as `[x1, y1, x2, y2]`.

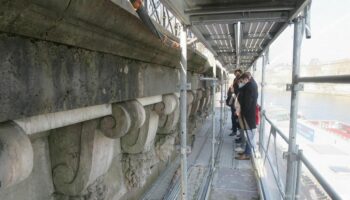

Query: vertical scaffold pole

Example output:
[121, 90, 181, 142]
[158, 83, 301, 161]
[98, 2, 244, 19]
[259, 54, 266, 153]
[220, 68, 224, 135]
[180, 24, 188, 200]
[295, 146, 303, 199]
[223, 75, 228, 125]
[211, 64, 217, 170]
[285, 16, 304, 200]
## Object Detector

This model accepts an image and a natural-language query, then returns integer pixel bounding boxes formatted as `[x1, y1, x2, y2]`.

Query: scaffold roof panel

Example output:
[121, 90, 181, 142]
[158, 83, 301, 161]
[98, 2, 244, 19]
[160, 0, 310, 72]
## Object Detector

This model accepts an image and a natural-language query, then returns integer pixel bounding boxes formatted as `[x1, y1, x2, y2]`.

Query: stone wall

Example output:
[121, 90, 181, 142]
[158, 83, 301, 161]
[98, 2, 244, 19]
[0, 1, 219, 200]
[0, 34, 214, 199]
[0, 90, 213, 200]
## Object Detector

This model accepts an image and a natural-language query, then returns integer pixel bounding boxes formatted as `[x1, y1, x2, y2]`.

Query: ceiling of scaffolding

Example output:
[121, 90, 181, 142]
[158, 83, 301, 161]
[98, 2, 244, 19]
[160, 0, 310, 72]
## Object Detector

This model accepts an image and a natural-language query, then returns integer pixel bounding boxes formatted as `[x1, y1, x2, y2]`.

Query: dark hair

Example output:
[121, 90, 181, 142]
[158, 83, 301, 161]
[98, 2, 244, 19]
[238, 73, 249, 80]
[234, 69, 242, 74]
[245, 71, 252, 77]
[233, 74, 240, 85]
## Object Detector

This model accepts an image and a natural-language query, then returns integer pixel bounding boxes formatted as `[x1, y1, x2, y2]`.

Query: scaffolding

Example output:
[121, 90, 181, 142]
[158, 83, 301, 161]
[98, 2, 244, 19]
[133, 0, 347, 199]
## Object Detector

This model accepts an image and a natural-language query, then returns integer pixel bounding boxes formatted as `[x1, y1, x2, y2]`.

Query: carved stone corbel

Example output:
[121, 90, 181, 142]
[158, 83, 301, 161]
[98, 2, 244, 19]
[0, 121, 33, 189]
[198, 88, 207, 114]
[187, 91, 195, 118]
[49, 119, 114, 195]
[98, 100, 146, 139]
[202, 87, 211, 113]
[121, 101, 159, 154]
[157, 94, 179, 134]
[190, 89, 203, 117]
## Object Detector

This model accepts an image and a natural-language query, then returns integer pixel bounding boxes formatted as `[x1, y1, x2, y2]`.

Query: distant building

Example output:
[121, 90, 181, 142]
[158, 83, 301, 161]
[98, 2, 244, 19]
[256, 59, 350, 96]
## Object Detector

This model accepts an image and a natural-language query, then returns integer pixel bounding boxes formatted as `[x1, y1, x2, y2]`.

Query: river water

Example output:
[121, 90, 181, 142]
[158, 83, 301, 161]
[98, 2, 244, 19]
[263, 90, 350, 124]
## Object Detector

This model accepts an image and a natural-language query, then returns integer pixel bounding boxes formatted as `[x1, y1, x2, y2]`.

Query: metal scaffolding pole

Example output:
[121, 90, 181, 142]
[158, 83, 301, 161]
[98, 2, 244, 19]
[285, 16, 304, 200]
[199, 76, 218, 171]
[211, 64, 217, 170]
[259, 54, 266, 153]
[223, 76, 228, 125]
[220, 68, 224, 134]
[179, 24, 188, 200]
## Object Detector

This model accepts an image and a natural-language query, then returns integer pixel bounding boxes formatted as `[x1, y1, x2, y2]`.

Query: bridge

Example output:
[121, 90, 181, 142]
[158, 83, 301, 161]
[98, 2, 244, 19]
[0, 0, 347, 200]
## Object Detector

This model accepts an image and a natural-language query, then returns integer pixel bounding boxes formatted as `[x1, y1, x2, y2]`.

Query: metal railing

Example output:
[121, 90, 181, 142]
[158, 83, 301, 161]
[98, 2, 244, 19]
[297, 75, 350, 84]
[259, 112, 342, 200]
[144, 0, 181, 37]
[138, 1, 348, 200]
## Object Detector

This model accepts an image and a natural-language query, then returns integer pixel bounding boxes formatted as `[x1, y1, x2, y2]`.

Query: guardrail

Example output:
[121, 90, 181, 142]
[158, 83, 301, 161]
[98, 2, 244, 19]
[259, 112, 342, 200]
[144, 0, 181, 37]
[297, 75, 350, 84]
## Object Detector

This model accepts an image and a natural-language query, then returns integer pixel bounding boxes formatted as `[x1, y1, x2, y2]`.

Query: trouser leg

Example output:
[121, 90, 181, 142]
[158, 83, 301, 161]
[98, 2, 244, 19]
[244, 129, 256, 156]
[230, 107, 238, 133]
[230, 107, 234, 128]
[232, 113, 238, 134]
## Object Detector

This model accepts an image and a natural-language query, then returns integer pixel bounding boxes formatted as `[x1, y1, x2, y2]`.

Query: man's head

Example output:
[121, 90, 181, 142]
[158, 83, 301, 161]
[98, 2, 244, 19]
[238, 73, 250, 88]
[234, 69, 242, 77]
[245, 71, 252, 80]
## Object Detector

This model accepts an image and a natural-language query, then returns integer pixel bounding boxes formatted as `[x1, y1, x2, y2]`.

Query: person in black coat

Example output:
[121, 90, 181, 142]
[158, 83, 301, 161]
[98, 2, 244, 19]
[246, 71, 258, 101]
[235, 73, 258, 160]
[226, 85, 235, 130]
[226, 69, 242, 136]
[238, 75, 257, 130]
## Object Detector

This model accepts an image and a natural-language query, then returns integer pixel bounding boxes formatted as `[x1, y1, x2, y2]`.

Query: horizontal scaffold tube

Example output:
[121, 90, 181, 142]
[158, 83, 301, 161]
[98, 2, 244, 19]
[297, 75, 350, 84]
[263, 112, 342, 200]
[300, 154, 341, 200]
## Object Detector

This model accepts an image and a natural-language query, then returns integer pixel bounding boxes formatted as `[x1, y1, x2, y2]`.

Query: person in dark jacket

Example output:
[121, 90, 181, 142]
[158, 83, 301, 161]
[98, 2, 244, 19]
[246, 71, 258, 100]
[235, 73, 258, 160]
[226, 84, 235, 132]
[226, 69, 242, 136]
[233, 69, 242, 96]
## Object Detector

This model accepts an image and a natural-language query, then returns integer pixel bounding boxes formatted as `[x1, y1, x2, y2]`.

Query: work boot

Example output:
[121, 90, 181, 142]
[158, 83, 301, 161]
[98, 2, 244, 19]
[235, 154, 251, 160]
[232, 134, 240, 139]
[229, 132, 236, 136]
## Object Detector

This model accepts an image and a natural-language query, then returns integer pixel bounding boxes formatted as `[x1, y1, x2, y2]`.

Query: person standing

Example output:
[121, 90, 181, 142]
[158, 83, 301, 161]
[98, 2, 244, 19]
[226, 69, 242, 136]
[245, 71, 258, 100]
[235, 73, 258, 160]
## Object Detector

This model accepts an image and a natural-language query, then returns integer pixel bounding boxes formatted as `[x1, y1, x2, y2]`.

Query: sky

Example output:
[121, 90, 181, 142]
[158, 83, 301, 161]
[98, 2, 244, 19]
[268, 0, 350, 66]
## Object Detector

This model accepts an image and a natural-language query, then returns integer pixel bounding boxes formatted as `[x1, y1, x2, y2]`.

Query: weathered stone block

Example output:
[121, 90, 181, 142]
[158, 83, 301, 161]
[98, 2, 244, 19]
[121, 105, 159, 154]
[187, 91, 195, 118]
[99, 103, 131, 139]
[49, 119, 114, 195]
[0, 135, 54, 200]
[0, 121, 33, 189]
[155, 135, 176, 162]
[191, 89, 204, 117]
[0, 34, 179, 123]
[157, 94, 180, 134]
[122, 148, 158, 190]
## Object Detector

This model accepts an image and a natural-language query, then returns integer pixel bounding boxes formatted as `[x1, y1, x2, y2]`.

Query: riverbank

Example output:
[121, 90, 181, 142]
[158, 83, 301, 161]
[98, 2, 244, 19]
[263, 90, 350, 124]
